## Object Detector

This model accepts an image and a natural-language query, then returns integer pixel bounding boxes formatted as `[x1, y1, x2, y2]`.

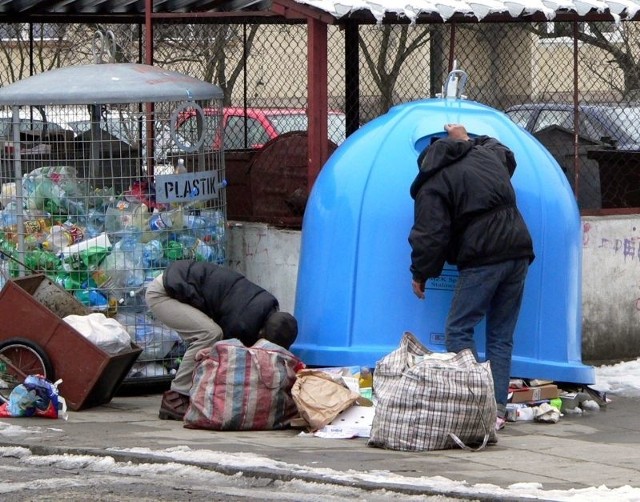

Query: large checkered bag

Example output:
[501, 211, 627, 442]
[369, 331, 497, 451]
[184, 338, 304, 430]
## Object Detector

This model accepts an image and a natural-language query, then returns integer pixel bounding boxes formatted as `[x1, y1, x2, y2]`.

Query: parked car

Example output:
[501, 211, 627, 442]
[505, 102, 640, 150]
[68, 110, 188, 172]
[176, 107, 347, 151]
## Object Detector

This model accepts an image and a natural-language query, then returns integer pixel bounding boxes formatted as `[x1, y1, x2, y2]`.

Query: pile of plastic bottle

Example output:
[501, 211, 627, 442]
[0, 165, 226, 379]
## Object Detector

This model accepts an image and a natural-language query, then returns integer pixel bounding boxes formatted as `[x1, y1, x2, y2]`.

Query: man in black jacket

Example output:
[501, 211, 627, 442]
[146, 260, 298, 420]
[409, 123, 534, 431]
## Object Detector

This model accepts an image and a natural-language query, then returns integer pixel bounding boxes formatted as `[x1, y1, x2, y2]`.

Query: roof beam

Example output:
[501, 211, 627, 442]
[271, 0, 337, 23]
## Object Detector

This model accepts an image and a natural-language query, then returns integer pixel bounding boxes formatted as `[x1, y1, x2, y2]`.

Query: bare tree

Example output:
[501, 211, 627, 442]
[153, 23, 259, 106]
[0, 23, 76, 86]
[529, 21, 640, 100]
[359, 25, 432, 115]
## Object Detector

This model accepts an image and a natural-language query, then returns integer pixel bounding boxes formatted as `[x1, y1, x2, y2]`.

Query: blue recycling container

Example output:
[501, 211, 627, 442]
[293, 98, 595, 384]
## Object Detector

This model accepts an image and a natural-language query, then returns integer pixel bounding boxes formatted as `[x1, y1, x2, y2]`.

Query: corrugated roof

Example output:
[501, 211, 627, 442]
[0, 0, 637, 24]
[290, 0, 640, 22]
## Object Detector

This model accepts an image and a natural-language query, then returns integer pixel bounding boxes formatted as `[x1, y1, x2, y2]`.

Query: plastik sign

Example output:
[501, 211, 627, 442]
[155, 170, 221, 203]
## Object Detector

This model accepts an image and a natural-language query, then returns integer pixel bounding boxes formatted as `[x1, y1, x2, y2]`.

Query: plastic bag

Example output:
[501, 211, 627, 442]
[63, 312, 132, 355]
[0, 375, 67, 419]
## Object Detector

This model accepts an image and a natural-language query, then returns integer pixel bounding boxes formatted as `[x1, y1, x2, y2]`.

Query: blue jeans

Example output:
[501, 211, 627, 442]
[445, 258, 529, 418]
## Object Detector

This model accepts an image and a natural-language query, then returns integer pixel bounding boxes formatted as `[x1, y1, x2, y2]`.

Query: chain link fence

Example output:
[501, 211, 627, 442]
[157, 19, 640, 215]
[0, 18, 636, 382]
[0, 20, 637, 214]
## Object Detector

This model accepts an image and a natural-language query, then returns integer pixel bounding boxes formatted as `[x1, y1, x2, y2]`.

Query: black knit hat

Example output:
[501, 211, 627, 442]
[262, 312, 298, 350]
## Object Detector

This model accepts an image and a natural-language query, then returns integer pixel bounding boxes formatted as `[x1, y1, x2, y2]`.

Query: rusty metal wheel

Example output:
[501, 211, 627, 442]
[0, 338, 54, 404]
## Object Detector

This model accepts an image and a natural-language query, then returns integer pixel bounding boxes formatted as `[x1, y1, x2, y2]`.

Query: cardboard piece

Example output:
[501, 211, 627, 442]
[510, 384, 559, 403]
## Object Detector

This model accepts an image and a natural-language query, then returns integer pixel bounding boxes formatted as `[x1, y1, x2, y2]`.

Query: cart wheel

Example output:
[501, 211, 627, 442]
[0, 338, 54, 403]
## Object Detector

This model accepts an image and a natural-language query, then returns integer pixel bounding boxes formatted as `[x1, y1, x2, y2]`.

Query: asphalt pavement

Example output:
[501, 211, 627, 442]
[0, 392, 638, 500]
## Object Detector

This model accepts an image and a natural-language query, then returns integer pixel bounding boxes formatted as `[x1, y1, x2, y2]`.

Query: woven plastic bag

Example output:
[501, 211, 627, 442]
[369, 331, 497, 451]
[184, 338, 304, 431]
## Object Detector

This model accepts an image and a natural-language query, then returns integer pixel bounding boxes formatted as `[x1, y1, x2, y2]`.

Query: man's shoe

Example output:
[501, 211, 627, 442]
[159, 390, 190, 420]
[495, 416, 506, 431]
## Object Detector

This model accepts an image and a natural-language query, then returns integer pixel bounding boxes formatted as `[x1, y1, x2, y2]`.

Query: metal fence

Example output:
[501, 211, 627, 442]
[0, 17, 636, 382]
[1, 20, 636, 216]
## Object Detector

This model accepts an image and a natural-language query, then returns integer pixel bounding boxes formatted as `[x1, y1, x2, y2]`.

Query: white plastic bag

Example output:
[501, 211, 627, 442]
[63, 312, 132, 355]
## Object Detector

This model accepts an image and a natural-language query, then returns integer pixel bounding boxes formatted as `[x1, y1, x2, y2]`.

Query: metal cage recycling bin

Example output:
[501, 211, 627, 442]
[0, 61, 225, 385]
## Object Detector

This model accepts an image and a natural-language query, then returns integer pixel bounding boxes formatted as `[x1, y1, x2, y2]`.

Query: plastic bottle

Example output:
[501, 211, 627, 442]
[74, 288, 109, 308]
[184, 213, 208, 236]
[515, 406, 537, 421]
[62, 197, 87, 222]
[119, 225, 143, 253]
[175, 158, 187, 174]
[85, 209, 106, 238]
[143, 239, 164, 267]
[359, 367, 373, 399]
[164, 240, 185, 261]
[105, 200, 149, 240]
[43, 225, 73, 253]
[62, 220, 84, 245]
[212, 210, 226, 262]
[24, 248, 61, 272]
[148, 205, 185, 233]
[33, 178, 64, 212]
[0, 205, 18, 231]
[194, 239, 216, 262]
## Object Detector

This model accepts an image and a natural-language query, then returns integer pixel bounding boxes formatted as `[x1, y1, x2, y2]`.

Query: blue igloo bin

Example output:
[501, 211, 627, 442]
[293, 97, 595, 384]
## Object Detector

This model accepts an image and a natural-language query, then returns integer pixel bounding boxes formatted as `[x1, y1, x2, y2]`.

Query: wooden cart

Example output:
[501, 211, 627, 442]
[0, 274, 142, 410]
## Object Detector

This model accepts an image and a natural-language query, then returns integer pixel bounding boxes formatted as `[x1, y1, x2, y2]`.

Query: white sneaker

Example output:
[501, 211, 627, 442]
[495, 416, 506, 431]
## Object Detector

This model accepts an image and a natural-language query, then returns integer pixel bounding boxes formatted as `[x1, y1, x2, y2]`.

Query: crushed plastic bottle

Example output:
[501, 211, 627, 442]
[43, 225, 73, 253]
[119, 225, 143, 253]
[104, 200, 149, 241]
[148, 207, 184, 232]
[143, 239, 164, 267]
[84, 208, 106, 238]
[194, 239, 216, 262]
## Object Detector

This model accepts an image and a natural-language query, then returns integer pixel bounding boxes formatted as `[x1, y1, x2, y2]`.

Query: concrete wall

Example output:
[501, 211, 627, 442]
[228, 217, 639, 365]
[226, 221, 300, 315]
[582, 215, 640, 363]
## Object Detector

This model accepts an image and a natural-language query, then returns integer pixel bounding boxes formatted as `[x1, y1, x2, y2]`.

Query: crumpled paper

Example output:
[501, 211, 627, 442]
[534, 402, 561, 423]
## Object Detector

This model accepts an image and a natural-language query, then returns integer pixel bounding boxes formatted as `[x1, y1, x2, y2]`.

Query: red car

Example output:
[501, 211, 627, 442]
[176, 107, 346, 150]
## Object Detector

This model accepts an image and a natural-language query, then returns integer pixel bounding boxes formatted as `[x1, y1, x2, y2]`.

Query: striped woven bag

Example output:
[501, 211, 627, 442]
[184, 338, 304, 430]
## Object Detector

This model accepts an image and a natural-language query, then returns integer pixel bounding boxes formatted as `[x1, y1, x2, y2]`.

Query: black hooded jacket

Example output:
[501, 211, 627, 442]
[408, 135, 534, 281]
[162, 260, 279, 346]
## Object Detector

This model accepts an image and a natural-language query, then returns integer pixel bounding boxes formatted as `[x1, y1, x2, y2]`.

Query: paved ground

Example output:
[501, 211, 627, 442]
[0, 391, 638, 499]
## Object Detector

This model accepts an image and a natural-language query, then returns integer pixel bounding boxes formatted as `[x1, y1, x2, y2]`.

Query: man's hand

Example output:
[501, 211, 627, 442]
[412, 279, 426, 300]
[444, 123, 470, 141]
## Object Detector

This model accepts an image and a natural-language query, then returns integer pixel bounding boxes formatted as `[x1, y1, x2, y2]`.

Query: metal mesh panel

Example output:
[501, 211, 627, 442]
[0, 62, 226, 382]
